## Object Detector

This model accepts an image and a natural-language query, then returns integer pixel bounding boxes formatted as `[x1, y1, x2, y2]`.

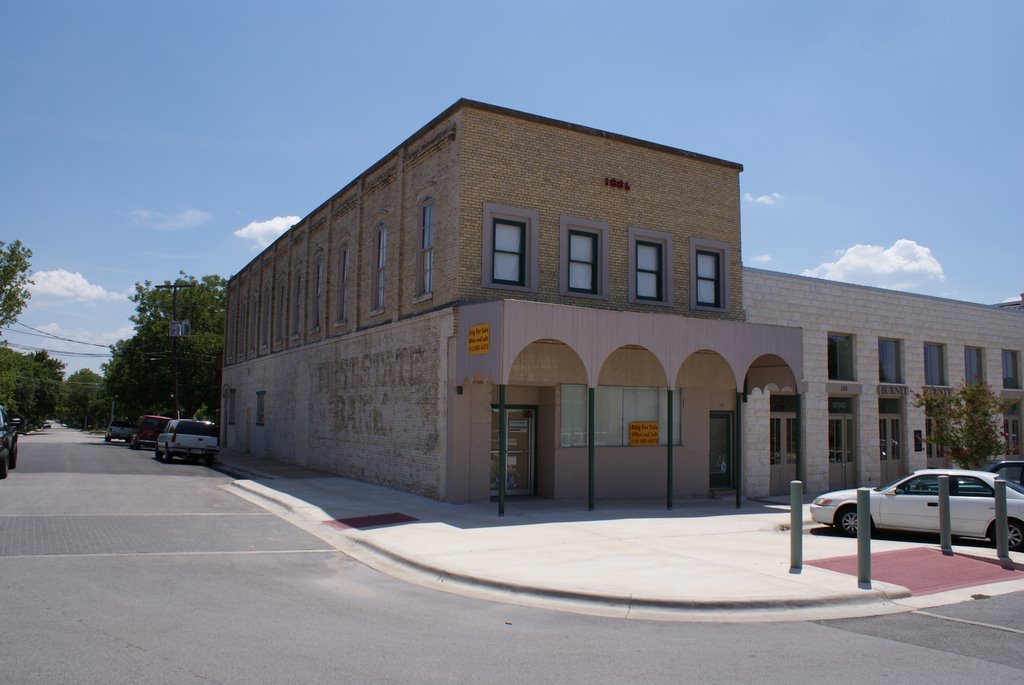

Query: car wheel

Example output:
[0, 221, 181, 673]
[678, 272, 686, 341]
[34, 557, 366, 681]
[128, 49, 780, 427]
[9, 442, 17, 470]
[1005, 519, 1023, 552]
[130, 439, 138, 450]
[105, 436, 111, 442]
[204, 455, 214, 467]
[835, 505, 862, 537]
[0, 454, 7, 480]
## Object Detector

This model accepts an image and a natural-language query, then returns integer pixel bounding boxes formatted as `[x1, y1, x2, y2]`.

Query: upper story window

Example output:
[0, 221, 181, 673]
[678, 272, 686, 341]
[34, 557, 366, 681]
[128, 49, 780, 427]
[311, 260, 323, 331]
[261, 286, 270, 347]
[419, 201, 434, 296]
[481, 203, 539, 293]
[493, 219, 525, 285]
[276, 282, 285, 343]
[291, 271, 302, 337]
[559, 216, 609, 299]
[1002, 349, 1020, 389]
[690, 239, 730, 311]
[627, 226, 672, 306]
[373, 227, 387, 311]
[248, 289, 258, 352]
[878, 338, 902, 383]
[827, 333, 854, 381]
[636, 241, 663, 301]
[924, 342, 946, 386]
[964, 346, 984, 385]
[337, 246, 349, 323]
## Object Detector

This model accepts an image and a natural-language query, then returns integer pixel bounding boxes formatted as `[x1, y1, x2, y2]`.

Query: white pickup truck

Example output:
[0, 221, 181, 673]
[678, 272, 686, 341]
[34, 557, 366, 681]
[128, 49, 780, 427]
[155, 419, 219, 466]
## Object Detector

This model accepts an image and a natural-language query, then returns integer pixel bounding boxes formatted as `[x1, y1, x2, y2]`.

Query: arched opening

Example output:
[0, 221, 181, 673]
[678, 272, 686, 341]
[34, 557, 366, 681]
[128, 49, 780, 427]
[743, 354, 801, 498]
[676, 350, 738, 495]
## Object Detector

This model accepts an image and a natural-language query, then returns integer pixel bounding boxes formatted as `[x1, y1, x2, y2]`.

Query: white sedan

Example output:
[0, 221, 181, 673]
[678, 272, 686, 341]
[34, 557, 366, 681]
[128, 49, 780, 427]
[810, 469, 1024, 551]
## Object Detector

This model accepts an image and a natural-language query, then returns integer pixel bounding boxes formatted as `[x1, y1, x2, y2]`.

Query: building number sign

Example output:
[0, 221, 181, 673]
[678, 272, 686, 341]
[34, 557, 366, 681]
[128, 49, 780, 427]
[604, 177, 630, 191]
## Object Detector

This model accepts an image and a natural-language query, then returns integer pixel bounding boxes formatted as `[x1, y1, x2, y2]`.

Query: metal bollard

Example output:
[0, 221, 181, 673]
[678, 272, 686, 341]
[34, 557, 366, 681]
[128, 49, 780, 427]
[857, 487, 871, 589]
[790, 480, 803, 573]
[938, 474, 952, 555]
[995, 479, 1011, 567]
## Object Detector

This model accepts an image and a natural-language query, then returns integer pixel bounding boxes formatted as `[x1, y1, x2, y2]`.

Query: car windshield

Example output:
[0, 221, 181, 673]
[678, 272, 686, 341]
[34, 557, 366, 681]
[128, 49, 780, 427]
[1005, 480, 1024, 496]
[176, 421, 217, 437]
[874, 475, 908, 492]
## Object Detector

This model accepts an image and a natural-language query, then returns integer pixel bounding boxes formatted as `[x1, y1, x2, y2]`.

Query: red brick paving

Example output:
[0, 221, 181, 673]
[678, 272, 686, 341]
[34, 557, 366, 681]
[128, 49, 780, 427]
[808, 547, 1023, 595]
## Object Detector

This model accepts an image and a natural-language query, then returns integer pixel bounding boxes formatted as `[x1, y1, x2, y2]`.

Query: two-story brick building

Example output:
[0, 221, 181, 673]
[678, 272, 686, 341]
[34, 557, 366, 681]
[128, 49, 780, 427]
[220, 99, 803, 505]
[221, 99, 1024, 505]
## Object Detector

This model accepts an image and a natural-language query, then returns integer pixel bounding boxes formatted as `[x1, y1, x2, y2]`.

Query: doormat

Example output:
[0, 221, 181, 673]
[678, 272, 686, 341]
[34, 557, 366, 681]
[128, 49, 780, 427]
[324, 513, 418, 530]
[807, 547, 1023, 595]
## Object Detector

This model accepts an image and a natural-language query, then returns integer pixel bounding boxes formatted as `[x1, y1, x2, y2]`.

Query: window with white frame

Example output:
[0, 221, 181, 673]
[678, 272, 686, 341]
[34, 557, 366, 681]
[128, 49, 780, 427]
[373, 227, 387, 311]
[559, 216, 609, 299]
[924, 342, 946, 386]
[878, 338, 902, 383]
[559, 384, 683, 447]
[964, 346, 984, 385]
[419, 201, 434, 296]
[628, 227, 672, 305]
[481, 203, 539, 292]
[689, 239, 730, 311]
[1002, 350, 1020, 389]
[337, 246, 349, 323]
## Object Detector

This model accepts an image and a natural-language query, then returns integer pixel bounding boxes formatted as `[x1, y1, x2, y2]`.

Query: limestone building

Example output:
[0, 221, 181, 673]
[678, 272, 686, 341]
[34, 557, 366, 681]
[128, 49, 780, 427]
[221, 99, 1024, 504]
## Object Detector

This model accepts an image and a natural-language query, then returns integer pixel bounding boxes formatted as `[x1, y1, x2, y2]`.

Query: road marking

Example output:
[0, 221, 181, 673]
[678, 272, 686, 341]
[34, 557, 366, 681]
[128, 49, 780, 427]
[0, 549, 340, 559]
[914, 610, 1024, 636]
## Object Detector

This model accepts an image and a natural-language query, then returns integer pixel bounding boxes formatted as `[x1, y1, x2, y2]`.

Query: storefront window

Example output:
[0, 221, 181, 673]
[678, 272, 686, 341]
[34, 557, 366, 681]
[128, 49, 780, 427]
[560, 384, 682, 447]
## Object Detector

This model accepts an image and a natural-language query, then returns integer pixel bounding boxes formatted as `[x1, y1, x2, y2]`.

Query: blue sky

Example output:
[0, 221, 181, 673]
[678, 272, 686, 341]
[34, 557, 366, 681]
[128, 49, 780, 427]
[2, 1, 1022, 375]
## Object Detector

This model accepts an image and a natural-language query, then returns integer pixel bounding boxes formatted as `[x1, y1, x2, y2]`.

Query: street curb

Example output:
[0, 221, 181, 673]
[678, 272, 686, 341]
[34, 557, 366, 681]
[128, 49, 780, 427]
[227, 478, 913, 617]
[346, 532, 912, 613]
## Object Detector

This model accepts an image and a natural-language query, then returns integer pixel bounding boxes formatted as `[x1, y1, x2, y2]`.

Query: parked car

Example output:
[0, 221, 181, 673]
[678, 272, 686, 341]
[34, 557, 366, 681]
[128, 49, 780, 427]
[810, 468, 1024, 552]
[105, 420, 134, 442]
[155, 419, 219, 466]
[0, 404, 21, 480]
[130, 415, 171, 450]
[981, 459, 1024, 487]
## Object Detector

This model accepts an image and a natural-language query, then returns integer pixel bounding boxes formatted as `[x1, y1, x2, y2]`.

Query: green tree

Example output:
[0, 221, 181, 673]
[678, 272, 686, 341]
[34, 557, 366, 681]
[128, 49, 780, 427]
[0, 240, 32, 327]
[61, 368, 105, 429]
[913, 382, 1009, 469]
[0, 347, 65, 427]
[104, 273, 225, 420]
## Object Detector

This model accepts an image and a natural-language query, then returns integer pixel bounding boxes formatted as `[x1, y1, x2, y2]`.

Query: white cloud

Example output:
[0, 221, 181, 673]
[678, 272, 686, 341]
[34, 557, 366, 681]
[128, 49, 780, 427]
[750, 254, 772, 263]
[30, 270, 128, 302]
[131, 208, 211, 230]
[233, 216, 300, 249]
[743, 192, 783, 205]
[801, 239, 945, 290]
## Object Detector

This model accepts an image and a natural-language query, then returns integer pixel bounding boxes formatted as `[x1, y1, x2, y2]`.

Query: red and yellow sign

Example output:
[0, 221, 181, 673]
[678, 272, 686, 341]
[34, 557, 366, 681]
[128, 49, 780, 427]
[629, 421, 659, 446]
[468, 323, 490, 355]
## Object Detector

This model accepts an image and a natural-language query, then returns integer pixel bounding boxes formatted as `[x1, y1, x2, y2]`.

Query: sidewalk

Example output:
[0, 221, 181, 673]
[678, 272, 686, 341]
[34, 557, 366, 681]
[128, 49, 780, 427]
[214, 451, 1024, 622]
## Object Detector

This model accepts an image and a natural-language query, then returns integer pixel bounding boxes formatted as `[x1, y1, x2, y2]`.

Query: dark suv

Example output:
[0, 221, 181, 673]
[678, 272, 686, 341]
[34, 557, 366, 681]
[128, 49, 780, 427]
[130, 415, 171, 450]
[0, 404, 21, 479]
[982, 460, 1024, 487]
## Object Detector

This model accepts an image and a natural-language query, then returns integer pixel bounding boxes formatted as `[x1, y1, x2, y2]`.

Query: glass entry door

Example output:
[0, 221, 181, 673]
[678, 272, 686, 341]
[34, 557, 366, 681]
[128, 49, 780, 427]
[769, 415, 798, 496]
[828, 416, 856, 490]
[490, 408, 535, 496]
[709, 411, 734, 490]
[879, 415, 904, 482]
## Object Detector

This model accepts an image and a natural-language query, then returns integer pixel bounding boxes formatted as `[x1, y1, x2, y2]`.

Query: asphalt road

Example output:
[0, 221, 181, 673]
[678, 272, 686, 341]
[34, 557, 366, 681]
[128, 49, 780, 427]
[1, 427, 1022, 684]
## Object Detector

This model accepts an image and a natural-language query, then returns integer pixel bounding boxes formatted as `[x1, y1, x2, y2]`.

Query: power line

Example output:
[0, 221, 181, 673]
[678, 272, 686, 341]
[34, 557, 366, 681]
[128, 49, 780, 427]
[8, 321, 115, 348]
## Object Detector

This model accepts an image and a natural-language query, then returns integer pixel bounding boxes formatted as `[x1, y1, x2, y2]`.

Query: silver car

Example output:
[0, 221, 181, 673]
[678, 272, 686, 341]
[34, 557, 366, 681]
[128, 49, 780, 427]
[810, 468, 1024, 551]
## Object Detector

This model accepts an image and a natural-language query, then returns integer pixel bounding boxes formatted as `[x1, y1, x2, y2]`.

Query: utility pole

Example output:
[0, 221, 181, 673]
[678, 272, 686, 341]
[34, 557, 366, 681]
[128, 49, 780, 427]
[155, 281, 194, 419]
